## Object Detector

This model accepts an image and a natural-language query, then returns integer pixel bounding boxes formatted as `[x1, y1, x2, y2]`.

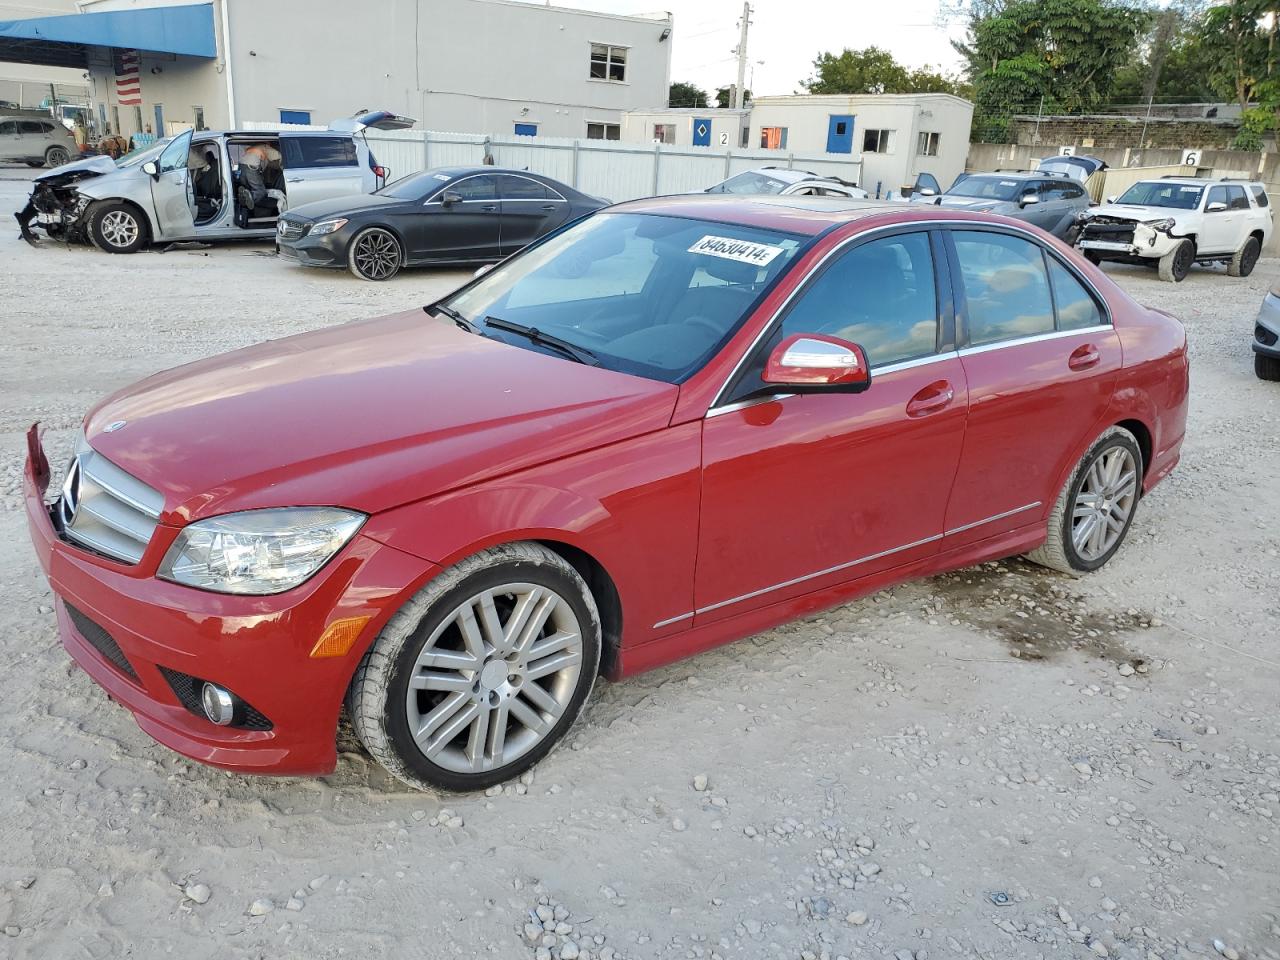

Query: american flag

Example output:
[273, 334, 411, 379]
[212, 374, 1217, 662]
[114, 50, 141, 106]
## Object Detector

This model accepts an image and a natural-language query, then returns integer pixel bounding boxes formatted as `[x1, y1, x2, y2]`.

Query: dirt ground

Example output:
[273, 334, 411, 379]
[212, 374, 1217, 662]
[1, 165, 1278, 960]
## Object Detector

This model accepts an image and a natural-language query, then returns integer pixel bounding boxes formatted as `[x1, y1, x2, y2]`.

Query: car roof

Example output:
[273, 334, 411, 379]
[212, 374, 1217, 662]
[610, 194, 1016, 236]
[1145, 177, 1261, 187]
[965, 171, 1044, 181]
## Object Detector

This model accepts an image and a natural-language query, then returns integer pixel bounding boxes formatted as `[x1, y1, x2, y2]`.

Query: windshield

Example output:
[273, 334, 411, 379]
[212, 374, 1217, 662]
[706, 171, 791, 195]
[116, 138, 171, 168]
[375, 170, 442, 200]
[946, 176, 1024, 201]
[442, 213, 808, 383]
[1115, 181, 1203, 209]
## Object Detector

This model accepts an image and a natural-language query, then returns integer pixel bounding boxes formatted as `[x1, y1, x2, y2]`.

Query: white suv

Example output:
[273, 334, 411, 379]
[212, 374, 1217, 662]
[1076, 177, 1272, 282]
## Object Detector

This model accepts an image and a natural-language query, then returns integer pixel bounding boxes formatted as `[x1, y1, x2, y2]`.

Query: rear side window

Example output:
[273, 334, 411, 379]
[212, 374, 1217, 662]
[19, 120, 44, 134]
[1226, 185, 1250, 210]
[1250, 184, 1270, 208]
[499, 175, 549, 200]
[953, 231, 1055, 346]
[1048, 259, 1103, 331]
[283, 136, 357, 168]
[781, 232, 939, 367]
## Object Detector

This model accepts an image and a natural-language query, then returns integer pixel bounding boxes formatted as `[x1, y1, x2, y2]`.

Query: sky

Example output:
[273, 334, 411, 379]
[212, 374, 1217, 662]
[569, 0, 970, 99]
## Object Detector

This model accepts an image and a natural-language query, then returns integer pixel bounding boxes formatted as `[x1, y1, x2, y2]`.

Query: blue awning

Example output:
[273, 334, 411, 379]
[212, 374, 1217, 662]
[0, 3, 216, 68]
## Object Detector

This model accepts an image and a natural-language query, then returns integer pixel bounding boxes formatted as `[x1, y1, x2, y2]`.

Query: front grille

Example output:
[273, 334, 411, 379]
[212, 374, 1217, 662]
[158, 667, 274, 731]
[58, 445, 162, 565]
[65, 603, 139, 682]
[1081, 219, 1136, 245]
[1257, 324, 1279, 347]
[277, 219, 308, 241]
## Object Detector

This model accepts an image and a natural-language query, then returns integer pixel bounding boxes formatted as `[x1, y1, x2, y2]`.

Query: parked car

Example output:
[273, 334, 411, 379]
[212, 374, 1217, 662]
[0, 113, 78, 168]
[1252, 284, 1280, 380]
[15, 110, 413, 252]
[1076, 177, 1273, 282]
[24, 196, 1189, 791]
[277, 167, 607, 280]
[704, 166, 868, 199]
[912, 170, 1090, 239]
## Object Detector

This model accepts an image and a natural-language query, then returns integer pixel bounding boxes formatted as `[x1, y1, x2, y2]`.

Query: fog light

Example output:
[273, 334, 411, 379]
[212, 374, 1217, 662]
[201, 682, 235, 726]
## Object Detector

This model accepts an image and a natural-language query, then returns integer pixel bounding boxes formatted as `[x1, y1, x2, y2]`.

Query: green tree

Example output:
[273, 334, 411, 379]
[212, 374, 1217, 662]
[714, 85, 751, 108]
[801, 46, 966, 96]
[668, 81, 709, 108]
[1111, 3, 1217, 105]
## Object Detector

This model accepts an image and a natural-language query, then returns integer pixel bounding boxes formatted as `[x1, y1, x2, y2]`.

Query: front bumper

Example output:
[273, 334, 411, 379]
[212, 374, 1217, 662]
[276, 226, 347, 268]
[23, 429, 440, 775]
[1077, 221, 1182, 259]
[1255, 293, 1280, 359]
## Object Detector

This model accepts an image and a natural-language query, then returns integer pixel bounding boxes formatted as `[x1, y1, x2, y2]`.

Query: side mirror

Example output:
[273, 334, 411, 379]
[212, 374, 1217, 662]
[1105, 195, 1117, 204]
[142, 160, 159, 178]
[763, 333, 871, 392]
[1206, 200, 1227, 212]
[1019, 191, 1040, 206]
[916, 187, 937, 197]
[441, 190, 462, 206]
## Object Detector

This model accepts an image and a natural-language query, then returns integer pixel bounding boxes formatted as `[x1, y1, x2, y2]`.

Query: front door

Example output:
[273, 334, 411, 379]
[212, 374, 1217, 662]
[941, 228, 1121, 547]
[695, 230, 968, 623]
[498, 174, 569, 255]
[422, 174, 503, 261]
[826, 114, 854, 154]
[149, 128, 195, 239]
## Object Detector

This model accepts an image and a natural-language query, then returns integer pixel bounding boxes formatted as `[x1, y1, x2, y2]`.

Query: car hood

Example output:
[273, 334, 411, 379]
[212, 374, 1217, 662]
[284, 194, 403, 223]
[32, 155, 117, 183]
[1085, 203, 1179, 223]
[82, 312, 679, 522]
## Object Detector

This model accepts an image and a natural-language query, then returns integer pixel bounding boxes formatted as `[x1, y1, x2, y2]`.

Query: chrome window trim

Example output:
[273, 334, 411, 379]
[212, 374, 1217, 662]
[423, 172, 564, 206]
[648, 500, 1044, 628]
[707, 218, 1114, 412]
[956, 324, 1111, 358]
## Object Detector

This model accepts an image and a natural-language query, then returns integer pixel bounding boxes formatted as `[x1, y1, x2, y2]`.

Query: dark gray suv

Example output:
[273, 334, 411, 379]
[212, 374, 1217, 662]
[0, 115, 77, 168]
[912, 171, 1091, 239]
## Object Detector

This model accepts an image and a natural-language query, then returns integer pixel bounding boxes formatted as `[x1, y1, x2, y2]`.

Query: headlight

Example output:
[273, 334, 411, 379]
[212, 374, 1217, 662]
[158, 507, 365, 595]
[308, 218, 348, 236]
[1143, 218, 1176, 231]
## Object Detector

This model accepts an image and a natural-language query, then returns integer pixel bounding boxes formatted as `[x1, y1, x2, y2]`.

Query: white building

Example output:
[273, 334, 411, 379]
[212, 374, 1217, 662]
[620, 107, 749, 150]
[0, 0, 672, 139]
[745, 93, 974, 197]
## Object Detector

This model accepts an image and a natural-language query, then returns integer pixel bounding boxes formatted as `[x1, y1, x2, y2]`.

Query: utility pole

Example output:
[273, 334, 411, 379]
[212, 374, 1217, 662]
[731, 1, 752, 110]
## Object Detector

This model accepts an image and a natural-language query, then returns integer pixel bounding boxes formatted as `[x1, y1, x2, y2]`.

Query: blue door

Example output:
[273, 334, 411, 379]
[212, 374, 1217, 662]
[514, 122, 538, 137]
[153, 104, 164, 136]
[692, 118, 712, 147]
[826, 114, 854, 154]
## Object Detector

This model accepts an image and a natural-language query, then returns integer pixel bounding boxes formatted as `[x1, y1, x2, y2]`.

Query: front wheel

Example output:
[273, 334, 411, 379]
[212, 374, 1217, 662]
[1025, 426, 1143, 576]
[347, 542, 601, 791]
[1158, 239, 1194, 282]
[1228, 235, 1261, 278]
[88, 202, 146, 253]
[347, 226, 403, 281]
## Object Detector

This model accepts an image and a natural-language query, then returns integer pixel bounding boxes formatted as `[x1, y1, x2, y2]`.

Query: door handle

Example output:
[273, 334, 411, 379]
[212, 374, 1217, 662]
[540, 203, 557, 211]
[1068, 344, 1101, 371]
[481, 203, 498, 212]
[285, 177, 304, 183]
[906, 379, 955, 418]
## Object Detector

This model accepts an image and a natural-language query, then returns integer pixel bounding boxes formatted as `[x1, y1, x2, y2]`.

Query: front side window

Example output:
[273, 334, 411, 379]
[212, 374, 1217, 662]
[863, 129, 891, 153]
[590, 43, 627, 82]
[157, 131, 192, 173]
[587, 122, 620, 140]
[952, 231, 1054, 346]
[917, 131, 940, 156]
[760, 126, 788, 149]
[0, 121, 17, 135]
[443, 213, 806, 383]
[780, 232, 939, 367]
[450, 175, 497, 201]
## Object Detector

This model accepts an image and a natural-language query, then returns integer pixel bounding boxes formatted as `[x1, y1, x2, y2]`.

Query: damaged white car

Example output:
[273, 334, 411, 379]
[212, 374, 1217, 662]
[1075, 177, 1272, 282]
[15, 111, 412, 253]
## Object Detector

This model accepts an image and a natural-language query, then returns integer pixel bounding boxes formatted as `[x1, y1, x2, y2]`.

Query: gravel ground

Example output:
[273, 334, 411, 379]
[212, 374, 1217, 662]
[1, 166, 1278, 960]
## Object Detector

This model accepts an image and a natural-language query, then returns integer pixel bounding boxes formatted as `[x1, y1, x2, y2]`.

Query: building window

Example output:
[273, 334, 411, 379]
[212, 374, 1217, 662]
[193, 106, 205, 130]
[760, 126, 788, 150]
[653, 123, 675, 144]
[590, 43, 627, 82]
[863, 128, 891, 153]
[587, 122, 621, 140]
[917, 131, 940, 156]
[514, 122, 538, 137]
[280, 109, 312, 125]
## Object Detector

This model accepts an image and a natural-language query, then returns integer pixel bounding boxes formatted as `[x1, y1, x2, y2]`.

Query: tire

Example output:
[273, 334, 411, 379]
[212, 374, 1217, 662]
[347, 226, 403, 281]
[1228, 235, 1261, 278]
[1257, 353, 1280, 381]
[44, 145, 71, 168]
[1025, 426, 1143, 576]
[25, 160, 43, 168]
[1157, 239, 1194, 282]
[88, 201, 146, 254]
[346, 542, 601, 792]
[1083, 250, 1103, 266]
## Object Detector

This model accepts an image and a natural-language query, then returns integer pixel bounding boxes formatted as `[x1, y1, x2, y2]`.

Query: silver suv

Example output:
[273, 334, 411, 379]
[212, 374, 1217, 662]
[17, 110, 413, 253]
[913, 170, 1091, 239]
[0, 114, 78, 168]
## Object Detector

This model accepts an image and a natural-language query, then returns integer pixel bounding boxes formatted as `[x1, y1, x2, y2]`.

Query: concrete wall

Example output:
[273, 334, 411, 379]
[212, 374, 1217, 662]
[621, 109, 747, 148]
[746, 94, 973, 196]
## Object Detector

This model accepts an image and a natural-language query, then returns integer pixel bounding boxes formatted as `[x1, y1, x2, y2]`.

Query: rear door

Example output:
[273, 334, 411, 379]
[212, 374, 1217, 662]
[421, 173, 502, 261]
[149, 128, 196, 239]
[497, 174, 569, 255]
[18, 119, 50, 160]
[281, 135, 363, 206]
[1199, 184, 1246, 254]
[941, 227, 1121, 548]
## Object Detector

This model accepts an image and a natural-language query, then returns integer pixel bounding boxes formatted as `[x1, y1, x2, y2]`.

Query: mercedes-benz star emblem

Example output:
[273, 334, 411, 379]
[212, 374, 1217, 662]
[59, 456, 82, 529]
[103, 420, 127, 433]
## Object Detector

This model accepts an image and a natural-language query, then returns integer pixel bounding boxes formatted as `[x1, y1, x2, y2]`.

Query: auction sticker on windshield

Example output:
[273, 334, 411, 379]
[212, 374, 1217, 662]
[688, 235, 784, 266]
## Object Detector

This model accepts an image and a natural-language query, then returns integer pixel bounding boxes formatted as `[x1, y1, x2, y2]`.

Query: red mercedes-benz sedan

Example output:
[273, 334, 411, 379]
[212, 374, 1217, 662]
[25, 196, 1189, 791]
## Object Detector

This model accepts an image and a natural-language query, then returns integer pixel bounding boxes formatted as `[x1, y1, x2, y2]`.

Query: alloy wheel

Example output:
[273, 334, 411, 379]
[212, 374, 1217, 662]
[46, 147, 69, 167]
[404, 582, 584, 774]
[100, 210, 139, 249]
[1070, 446, 1138, 562]
[353, 229, 401, 280]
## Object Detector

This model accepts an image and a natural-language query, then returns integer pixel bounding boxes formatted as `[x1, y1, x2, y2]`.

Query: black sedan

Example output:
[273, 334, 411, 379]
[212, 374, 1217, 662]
[276, 166, 608, 281]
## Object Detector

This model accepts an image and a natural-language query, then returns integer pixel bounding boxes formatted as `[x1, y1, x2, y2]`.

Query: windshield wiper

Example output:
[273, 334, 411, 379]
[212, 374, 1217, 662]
[483, 316, 599, 366]
[425, 301, 480, 334]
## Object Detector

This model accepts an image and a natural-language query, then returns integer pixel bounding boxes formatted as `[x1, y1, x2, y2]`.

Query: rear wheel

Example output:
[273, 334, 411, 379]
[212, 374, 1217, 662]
[1228, 235, 1261, 278]
[1157, 239, 1194, 282]
[1025, 426, 1143, 576]
[348, 226, 402, 281]
[1256, 353, 1280, 381]
[44, 145, 71, 168]
[347, 542, 601, 791]
[88, 202, 146, 254]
